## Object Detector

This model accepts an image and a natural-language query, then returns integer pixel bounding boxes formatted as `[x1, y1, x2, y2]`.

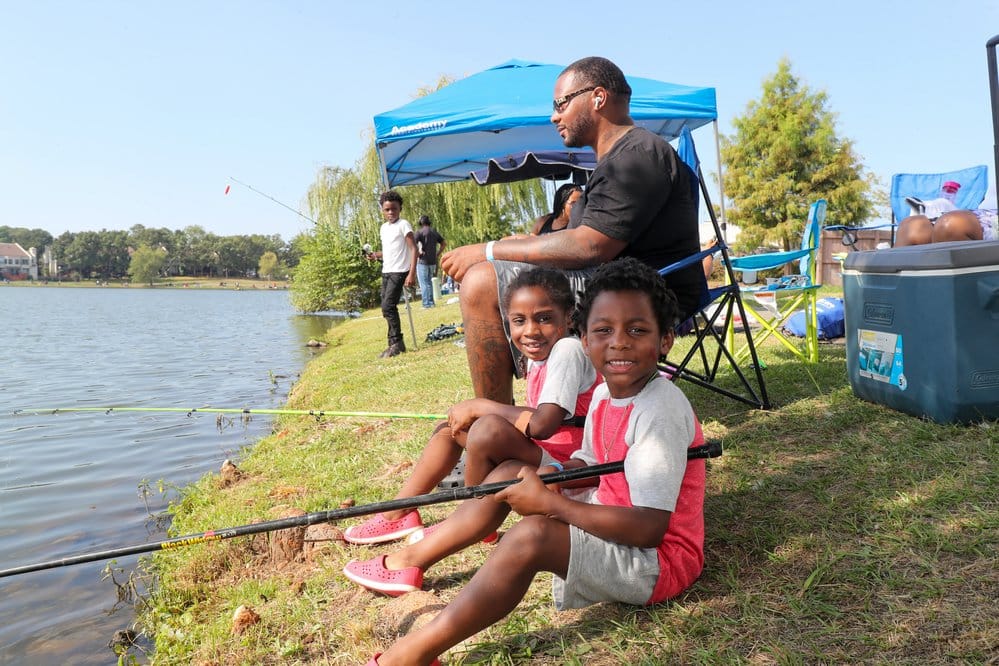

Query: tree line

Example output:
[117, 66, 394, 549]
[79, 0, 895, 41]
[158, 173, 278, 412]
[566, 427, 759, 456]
[0, 224, 302, 281]
[6, 60, 884, 300]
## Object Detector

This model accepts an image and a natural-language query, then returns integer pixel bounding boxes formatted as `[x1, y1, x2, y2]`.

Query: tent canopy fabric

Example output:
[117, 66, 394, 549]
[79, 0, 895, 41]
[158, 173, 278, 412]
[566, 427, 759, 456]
[374, 59, 717, 187]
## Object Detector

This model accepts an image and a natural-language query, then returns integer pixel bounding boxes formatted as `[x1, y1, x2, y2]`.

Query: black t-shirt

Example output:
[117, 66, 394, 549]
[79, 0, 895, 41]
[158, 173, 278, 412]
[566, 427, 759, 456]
[414, 227, 445, 265]
[568, 127, 702, 318]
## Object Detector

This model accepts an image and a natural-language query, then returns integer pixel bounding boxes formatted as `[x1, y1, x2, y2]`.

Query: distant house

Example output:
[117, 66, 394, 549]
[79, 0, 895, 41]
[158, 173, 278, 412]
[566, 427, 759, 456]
[0, 242, 38, 280]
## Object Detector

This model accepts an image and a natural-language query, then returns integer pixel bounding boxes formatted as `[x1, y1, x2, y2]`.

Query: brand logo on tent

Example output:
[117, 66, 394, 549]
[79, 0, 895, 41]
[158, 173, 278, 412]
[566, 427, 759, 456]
[389, 120, 447, 137]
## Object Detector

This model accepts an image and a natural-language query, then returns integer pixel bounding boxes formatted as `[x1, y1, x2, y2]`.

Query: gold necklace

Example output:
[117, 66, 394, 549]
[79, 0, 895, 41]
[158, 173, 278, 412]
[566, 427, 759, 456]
[601, 403, 631, 463]
[601, 374, 655, 462]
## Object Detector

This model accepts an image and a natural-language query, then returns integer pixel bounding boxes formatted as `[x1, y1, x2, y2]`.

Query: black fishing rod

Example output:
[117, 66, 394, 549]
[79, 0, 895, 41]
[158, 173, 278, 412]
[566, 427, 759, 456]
[0, 441, 722, 578]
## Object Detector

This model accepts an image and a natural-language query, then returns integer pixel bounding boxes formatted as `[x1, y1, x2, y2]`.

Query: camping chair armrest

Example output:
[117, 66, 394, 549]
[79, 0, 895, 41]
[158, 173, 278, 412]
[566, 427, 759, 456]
[823, 223, 896, 232]
[729, 248, 811, 272]
[658, 244, 724, 277]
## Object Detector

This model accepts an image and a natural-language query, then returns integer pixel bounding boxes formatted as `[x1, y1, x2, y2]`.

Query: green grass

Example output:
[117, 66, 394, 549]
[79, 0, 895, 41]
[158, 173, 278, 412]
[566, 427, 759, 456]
[136, 298, 998, 665]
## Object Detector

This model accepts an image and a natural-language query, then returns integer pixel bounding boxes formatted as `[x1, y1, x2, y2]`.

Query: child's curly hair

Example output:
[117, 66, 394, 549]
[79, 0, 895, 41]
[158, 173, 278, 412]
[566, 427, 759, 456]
[574, 257, 679, 334]
[502, 267, 576, 317]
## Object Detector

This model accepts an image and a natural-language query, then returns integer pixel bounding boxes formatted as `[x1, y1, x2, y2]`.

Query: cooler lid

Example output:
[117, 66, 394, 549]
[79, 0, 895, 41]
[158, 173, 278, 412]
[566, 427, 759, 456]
[843, 240, 999, 273]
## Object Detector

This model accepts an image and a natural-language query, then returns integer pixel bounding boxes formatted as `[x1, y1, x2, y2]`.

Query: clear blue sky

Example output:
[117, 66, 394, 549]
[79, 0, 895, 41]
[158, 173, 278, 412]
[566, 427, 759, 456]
[2, 0, 997, 239]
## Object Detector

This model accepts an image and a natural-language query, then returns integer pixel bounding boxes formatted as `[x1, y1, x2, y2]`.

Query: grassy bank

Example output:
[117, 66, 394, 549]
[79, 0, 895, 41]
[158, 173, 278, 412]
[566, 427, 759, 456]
[137, 298, 997, 665]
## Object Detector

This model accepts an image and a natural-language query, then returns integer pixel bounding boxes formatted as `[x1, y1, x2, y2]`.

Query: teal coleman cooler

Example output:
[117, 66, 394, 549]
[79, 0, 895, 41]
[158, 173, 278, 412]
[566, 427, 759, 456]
[842, 240, 999, 424]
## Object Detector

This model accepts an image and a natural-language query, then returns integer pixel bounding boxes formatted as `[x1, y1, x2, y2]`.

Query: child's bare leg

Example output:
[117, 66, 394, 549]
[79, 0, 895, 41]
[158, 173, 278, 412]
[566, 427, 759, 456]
[384, 459, 523, 572]
[377, 515, 571, 666]
[463, 414, 542, 487]
[383, 422, 464, 521]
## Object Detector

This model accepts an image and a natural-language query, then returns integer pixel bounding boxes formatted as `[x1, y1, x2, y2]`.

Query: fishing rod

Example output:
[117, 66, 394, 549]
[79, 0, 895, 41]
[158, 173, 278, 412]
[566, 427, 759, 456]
[402, 285, 419, 350]
[228, 176, 318, 225]
[0, 441, 722, 578]
[12, 407, 446, 420]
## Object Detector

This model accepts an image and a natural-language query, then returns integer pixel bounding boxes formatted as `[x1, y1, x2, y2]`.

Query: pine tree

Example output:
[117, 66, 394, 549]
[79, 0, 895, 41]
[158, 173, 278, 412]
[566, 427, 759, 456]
[721, 58, 876, 252]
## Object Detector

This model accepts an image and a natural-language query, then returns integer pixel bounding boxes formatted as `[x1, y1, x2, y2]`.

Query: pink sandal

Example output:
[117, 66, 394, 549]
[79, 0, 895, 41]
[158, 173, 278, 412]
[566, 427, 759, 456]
[343, 511, 423, 545]
[343, 555, 423, 596]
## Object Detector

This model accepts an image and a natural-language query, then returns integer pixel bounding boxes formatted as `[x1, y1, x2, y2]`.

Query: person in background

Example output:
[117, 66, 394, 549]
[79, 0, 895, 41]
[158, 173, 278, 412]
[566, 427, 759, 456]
[366, 190, 418, 358]
[530, 183, 583, 235]
[440, 56, 702, 407]
[414, 215, 445, 308]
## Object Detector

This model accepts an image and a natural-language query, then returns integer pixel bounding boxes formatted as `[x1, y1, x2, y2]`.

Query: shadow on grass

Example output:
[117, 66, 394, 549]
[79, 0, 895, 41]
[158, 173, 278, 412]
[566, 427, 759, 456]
[450, 342, 997, 663]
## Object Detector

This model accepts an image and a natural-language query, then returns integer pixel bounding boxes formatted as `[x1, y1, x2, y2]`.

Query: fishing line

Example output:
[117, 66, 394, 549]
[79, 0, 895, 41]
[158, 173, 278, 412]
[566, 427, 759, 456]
[0, 441, 722, 578]
[228, 176, 318, 225]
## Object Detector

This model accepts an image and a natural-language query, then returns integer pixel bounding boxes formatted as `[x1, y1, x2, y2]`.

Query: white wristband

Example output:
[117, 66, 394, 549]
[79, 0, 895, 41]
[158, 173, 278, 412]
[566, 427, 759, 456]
[485, 240, 496, 262]
[549, 461, 564, 472]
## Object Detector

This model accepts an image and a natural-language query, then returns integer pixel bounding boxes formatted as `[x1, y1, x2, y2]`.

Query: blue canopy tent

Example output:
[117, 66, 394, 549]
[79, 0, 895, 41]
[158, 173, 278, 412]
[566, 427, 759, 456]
[373, 60, 769, 409]
[373, 59, 719, 188]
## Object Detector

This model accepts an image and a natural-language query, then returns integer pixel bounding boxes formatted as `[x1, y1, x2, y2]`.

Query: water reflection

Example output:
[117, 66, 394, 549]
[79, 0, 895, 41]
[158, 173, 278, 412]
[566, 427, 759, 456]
[291, 310, 353, 345]
[0, 287, 348, 664]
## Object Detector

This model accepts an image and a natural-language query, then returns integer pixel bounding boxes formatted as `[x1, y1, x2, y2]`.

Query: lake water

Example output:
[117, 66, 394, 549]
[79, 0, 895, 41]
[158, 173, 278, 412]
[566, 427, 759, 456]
[0, 286, 342, 665]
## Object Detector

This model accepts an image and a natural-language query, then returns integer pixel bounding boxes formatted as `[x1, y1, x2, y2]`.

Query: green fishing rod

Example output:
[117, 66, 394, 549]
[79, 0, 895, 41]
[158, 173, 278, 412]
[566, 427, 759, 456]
[0, 440, 722, 578]
[12, 407, 446, 420]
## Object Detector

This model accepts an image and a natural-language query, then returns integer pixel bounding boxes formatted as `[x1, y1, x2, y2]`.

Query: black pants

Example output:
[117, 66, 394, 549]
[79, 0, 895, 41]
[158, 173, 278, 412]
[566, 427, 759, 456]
[380, 272, 407, 346]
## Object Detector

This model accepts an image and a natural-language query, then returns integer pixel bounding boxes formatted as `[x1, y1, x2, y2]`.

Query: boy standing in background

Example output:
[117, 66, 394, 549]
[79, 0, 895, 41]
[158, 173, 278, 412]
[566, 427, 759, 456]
[368, 190, 417, 358]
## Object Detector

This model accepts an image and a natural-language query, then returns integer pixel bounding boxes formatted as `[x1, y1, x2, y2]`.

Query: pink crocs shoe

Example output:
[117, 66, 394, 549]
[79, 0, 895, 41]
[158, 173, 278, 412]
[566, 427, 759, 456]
[406, 521, 498, 546]
[343, 555, 423, 596]
[343, 511, 423, 545]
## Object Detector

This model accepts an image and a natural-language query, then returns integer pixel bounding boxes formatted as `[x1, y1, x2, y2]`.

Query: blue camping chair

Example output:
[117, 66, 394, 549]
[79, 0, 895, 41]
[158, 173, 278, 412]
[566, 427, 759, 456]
[890, 165, 989, 223]
[727, 200, 827, 364]
[825, 166, 989, 250]
[657, 128, 770, 409]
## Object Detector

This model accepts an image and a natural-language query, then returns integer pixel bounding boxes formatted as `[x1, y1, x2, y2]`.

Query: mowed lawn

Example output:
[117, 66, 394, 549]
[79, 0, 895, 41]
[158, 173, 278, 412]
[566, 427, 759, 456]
[140, 297, 998, 665]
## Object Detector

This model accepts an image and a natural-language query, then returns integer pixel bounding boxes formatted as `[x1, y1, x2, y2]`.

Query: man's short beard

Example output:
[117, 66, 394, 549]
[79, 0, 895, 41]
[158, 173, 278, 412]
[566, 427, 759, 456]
[562, 113, 596, 149]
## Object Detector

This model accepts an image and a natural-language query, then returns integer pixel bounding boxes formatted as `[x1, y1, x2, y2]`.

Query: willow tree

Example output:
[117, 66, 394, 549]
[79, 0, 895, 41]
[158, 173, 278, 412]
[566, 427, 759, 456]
[292, 80, 548, 313]
[128, 245, 166, 285]
[721, 58, 875, 251]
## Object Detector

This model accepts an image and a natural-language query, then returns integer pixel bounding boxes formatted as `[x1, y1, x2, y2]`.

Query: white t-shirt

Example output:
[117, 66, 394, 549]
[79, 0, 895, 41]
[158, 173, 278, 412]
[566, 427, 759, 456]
[380, 219, 414, 273]
[529, 337, 598, 418]
[571, 377, 695, 512]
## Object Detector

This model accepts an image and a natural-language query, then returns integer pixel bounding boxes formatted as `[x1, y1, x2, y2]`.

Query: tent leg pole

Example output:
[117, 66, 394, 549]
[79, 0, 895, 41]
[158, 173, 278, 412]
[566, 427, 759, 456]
[987, 35, 999, 207]
[713, 120, 728, 245]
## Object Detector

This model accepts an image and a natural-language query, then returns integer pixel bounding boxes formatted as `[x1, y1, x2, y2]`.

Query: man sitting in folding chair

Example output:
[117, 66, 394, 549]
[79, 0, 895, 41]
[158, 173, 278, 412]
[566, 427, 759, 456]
[439, 56, 703, 406]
